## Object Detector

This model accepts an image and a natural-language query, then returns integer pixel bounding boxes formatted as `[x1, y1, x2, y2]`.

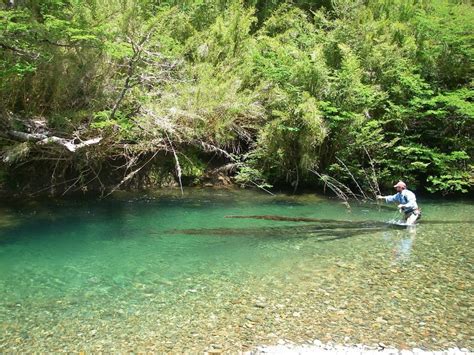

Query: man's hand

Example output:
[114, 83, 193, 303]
[398, 204, 404, 209]
[376, 195, 384, 200]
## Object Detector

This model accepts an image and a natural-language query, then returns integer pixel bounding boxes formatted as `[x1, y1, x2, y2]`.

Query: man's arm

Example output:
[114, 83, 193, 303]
[376, 194, 399, 203]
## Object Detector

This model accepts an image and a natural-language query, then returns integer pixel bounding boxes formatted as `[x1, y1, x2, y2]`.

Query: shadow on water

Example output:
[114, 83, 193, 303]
[169, 225, 387, 235]
[224, 214, 474, 225]
[167, 221, 398, 242]
[166, 214, 474, 242]
[2, 209, 472, 246]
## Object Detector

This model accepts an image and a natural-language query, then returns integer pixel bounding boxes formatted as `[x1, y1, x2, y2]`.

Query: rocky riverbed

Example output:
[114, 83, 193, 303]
[2, 266, 473, 352]
[253, 341, 472, 355]
[1, 192, 473, 352]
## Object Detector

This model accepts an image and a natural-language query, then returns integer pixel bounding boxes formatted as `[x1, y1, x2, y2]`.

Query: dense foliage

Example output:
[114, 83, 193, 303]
[0, 0, 472, 195]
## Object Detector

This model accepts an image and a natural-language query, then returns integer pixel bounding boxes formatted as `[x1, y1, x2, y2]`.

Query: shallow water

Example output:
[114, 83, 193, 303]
[0, 189, 473, 352]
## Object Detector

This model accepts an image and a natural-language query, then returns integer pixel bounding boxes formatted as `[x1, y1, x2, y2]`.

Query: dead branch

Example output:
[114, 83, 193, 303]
[9, 131, 47, 141]
[165, 132, 183, 196]
[194, 140, 235, 161]
[110, 28, 157, 120]
[0, 42, 40, 59]
[364, 146, 382, 197]
[9, 130, 102, 152]
[210, 163, 241, 174]
[335, 156, 370, 200]
[308, 168, 360, 203]
[250, 180, 275, 196]
[105, 151, 159, 197]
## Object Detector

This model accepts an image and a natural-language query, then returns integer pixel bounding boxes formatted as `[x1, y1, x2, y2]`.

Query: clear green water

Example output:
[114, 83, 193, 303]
[0, 189, 473, 352]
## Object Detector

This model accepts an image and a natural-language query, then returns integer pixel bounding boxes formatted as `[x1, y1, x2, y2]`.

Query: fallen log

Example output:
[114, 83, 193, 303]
[8, 130, 102, 152]
[225, 214, 474, 225]
[225, 215, 350, 223]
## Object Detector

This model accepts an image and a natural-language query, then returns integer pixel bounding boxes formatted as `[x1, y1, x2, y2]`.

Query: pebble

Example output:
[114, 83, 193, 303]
[253, 343, 473, 355]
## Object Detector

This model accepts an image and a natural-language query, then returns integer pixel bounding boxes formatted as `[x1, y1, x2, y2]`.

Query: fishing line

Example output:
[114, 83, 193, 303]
[375, 198, 402, 224]
[392, 209, 401, 220]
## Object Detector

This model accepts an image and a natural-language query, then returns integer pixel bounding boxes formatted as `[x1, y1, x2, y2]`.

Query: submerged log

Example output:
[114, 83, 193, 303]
[168, 216, 474, 239]
[167, 223, 390, 241]
[108, 216, 474, 242]
[225, 215, 350, 223]
[225, 214, 474, 225]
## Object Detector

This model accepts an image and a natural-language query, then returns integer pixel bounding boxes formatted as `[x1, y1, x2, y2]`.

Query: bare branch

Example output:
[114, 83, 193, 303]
[9, 130, 102, 152]
[364, 147, 382, 197]
[0, 42, 40, 59]
[308, 168, 359, 204]
[194, 140, 235, 161]
[110, 28, 157, 119]
[165, 132, 183, 196]
[335, 156, 370, 200]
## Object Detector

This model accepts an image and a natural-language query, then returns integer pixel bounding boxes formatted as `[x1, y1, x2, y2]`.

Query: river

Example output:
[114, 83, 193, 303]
[0, 189, 472, 352]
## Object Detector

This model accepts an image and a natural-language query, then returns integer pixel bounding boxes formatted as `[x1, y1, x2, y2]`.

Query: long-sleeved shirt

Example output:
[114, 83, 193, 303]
[385, 189, 418, 213]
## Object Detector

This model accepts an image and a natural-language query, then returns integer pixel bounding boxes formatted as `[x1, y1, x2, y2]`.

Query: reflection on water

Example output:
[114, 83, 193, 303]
[385, 227, 416, 265]
[0, 189, 473, 352]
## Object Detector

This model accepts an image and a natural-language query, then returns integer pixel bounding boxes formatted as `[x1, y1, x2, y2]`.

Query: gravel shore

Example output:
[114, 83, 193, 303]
[252, 341, 472, 355]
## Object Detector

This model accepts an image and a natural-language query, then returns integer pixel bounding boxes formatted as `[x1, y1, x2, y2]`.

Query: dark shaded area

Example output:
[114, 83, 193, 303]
[167, 220, 402, 240]
[168, 214, 474, 241]
[169, 224, 390, 241]
[225, 214, 348, 223]
[224, 214, 474, 225]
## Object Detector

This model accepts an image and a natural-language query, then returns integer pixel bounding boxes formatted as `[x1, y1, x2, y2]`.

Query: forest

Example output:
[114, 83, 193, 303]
[1, 0, 472, 196]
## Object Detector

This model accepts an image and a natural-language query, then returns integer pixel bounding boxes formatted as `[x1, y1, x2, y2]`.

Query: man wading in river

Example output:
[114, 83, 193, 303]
[377, 181, 421, 225]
